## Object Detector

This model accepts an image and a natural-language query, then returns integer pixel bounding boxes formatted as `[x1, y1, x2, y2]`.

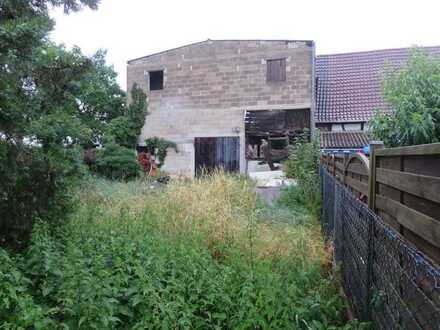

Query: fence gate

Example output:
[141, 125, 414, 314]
[194, 137, 240, 176]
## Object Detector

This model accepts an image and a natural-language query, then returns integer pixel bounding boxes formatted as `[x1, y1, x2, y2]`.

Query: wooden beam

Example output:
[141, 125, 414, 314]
[335, 161, 345, 172]
[346, 166, 368, 177]
[368, 141, 384, 210]
[346, 176, 368, 195]
[375, 143, 440, 157]
[376, 168, 440, 204]
[376, 195, 440, 248]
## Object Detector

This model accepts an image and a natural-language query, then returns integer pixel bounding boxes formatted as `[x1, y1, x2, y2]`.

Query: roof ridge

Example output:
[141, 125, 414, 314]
[317, 45, 440, 58]
[128, 39, 314, 64]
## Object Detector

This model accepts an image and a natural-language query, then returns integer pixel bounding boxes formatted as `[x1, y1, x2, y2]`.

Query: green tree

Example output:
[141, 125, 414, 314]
[76, 50, 127, 147]
[105, 84, 148, 149]
[0, 0, 102, 248]
[89, 84, 147, 181]
[370, 48, 440, 146]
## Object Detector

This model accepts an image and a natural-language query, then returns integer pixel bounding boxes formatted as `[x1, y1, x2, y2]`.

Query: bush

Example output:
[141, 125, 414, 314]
[93, 142, 140, 180]
[283, 132, 321, 215]
[0, 142, 83, 249]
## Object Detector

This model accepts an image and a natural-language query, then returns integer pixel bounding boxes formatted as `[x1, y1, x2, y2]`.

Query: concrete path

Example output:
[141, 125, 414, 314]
[248, 161, 296, 205]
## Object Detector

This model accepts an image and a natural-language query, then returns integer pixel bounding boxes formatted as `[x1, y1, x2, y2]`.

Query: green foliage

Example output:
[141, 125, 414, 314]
[75, 49, 126, 146]
[145, 137, 177, 166]
[0, 0, 134, 248]
[370, 48, 440, 146]
[90, 84, 148, 180]
[93, 142, 140, 181]
[0, 175, 360, 329]
[0, 142, 85, 248]
[282, 131, 321, 215]
[1, 0, 145, 247]
[105, 84, 148, 149]
[0, 248, 53, 328]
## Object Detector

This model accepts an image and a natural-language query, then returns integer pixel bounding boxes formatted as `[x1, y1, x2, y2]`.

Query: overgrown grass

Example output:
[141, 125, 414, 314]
[283, 132, 322, 217]
[0, 173, 365, 329]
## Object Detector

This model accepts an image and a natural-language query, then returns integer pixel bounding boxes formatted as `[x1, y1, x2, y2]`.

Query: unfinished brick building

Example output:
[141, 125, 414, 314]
[127, 39, 315, 176]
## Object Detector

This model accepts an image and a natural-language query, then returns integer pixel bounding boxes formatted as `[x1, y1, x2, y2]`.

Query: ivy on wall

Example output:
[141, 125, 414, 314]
[145, 137, 177, 167]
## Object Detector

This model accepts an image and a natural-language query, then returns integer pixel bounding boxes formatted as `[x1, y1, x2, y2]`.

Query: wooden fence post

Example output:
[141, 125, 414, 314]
[343, 153, 349, 186]
[368, 141, 384, 210]
[332, 155, 336, 177]
[366, 140, 383, 320]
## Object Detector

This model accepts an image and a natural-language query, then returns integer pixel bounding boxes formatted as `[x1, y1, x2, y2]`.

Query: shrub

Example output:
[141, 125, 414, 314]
[0, 142, 83, 249]
[283, 131, 321, 215]
[93, 142, 140, 180]
[370, 48, 440, 146]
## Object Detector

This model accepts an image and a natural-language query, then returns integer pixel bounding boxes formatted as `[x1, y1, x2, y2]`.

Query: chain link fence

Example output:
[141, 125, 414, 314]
[321, 168, 440, 329]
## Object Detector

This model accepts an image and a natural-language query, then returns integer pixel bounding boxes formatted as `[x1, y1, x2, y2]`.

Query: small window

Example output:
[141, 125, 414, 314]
[267, 58, 286, 82]
[149, 70, 163, 90]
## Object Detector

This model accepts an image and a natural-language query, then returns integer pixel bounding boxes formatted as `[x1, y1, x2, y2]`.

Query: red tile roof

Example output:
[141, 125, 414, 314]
[320, 131, 370, 149]
[315, 46, 440, 123]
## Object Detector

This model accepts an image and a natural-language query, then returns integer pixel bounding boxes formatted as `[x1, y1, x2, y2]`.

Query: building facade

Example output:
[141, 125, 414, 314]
[127, 39, 315, 176]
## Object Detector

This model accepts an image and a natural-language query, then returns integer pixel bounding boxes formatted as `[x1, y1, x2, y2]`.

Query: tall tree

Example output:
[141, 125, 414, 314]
[0, 0, 105, 248]
[370, 49, 440, 146]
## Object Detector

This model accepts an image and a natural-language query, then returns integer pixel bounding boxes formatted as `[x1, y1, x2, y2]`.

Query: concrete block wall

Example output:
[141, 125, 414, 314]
[127, 39, 314, 176]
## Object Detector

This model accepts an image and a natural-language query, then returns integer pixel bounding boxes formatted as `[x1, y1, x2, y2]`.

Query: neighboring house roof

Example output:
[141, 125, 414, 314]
[315, 46, 440, 123]
[320, 131, 370, 149]
[127, 39, 314, 64]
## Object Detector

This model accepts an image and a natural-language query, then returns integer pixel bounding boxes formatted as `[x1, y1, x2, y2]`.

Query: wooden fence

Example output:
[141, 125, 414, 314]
[321, 142, 440, 264]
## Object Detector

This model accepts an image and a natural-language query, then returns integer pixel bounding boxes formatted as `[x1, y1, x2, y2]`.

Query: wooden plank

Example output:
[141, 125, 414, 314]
[376, 195, 440, 248]
[376, 143, 440, 157]
[402, 227, 440, 265]
[346, 164, 368, 177]
[378, 156, 401, 170]
[335, 161, 345, 171]
[404, 155, 440, 177]
[403, 192, 440, 221]
[376, 168, 440, 204]
[346, 176, 368, 195]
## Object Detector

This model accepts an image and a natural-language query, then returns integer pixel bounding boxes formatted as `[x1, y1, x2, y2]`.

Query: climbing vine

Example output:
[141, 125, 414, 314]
[145, 137, 177, 166]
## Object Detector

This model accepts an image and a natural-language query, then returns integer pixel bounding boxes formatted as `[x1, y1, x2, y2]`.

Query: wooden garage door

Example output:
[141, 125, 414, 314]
[194, 137, 240, 176]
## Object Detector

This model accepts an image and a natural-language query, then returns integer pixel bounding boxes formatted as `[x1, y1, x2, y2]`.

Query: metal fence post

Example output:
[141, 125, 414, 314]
[366, 141, 384, 320]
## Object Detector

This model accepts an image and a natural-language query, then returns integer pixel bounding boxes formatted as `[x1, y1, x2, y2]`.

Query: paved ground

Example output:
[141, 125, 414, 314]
[248, 160, 295, 205]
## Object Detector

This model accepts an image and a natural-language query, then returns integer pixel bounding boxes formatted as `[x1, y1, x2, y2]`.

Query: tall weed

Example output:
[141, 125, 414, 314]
[0, 173, 366, 329]
[283, 132, 322, 215]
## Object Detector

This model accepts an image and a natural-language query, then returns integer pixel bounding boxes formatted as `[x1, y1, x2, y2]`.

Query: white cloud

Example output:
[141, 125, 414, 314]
[50, 0, 440, 90]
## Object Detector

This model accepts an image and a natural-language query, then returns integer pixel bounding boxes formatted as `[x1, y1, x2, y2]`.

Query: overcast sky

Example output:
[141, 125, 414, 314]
[50, 0, 440, 90]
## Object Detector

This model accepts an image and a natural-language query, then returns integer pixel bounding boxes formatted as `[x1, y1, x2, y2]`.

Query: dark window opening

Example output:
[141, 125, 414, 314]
[149, 70, 163, 90]
[267, 58, 286, 82]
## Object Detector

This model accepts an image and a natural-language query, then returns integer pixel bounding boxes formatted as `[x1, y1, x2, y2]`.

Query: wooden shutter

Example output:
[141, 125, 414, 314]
[267, 58, 286, 82]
